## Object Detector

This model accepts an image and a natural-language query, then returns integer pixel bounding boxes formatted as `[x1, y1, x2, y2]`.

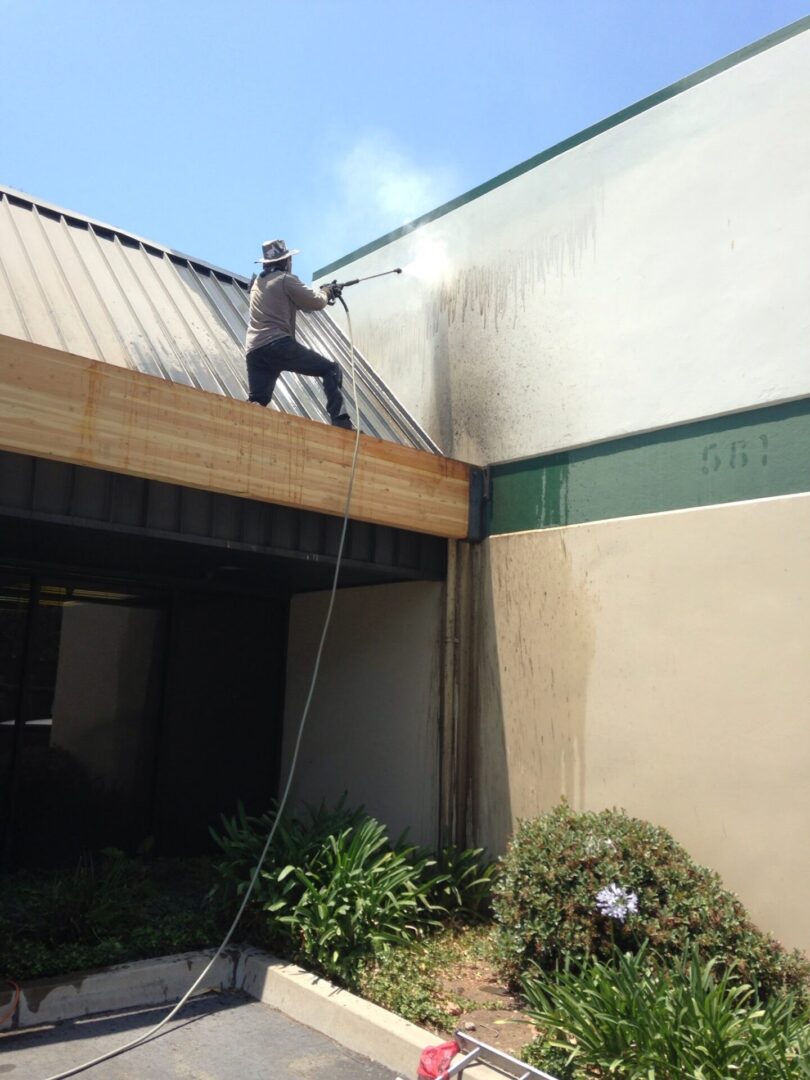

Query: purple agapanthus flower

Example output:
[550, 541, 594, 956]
[596, 883, 639, 922]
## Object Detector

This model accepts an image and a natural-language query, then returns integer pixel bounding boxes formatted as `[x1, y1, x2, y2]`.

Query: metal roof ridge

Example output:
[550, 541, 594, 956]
[0, 183, 250, 286]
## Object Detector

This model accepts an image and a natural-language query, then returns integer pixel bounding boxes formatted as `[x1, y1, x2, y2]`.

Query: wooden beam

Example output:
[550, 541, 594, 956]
[0, 334, 471, 539]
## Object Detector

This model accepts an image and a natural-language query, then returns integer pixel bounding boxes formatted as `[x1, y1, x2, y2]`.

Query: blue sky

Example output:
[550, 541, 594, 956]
[2, 1, 808, 281]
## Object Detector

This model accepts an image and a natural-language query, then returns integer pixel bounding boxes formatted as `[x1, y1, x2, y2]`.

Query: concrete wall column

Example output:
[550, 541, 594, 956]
[282, 582, 443, 847]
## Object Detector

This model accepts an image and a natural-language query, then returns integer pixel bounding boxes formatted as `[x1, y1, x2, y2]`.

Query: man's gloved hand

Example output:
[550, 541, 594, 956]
[323, 280, 343, 305]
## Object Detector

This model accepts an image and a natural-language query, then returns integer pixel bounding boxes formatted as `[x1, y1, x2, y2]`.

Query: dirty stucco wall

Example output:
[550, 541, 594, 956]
[282, 581, 443, 846]
[315, 27, 810, 465]
[470, 493, 810, 953]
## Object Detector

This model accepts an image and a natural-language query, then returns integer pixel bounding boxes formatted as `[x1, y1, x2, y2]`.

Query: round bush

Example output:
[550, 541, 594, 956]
[493, 803, 808, 999]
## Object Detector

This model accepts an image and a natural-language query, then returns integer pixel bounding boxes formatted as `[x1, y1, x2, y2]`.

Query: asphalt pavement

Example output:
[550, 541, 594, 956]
[0, 990, 400, 1079]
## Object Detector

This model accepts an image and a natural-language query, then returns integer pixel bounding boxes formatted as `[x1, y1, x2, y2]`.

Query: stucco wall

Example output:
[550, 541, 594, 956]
[282, 581, 443, 846]
[316, 28, 810, 465]
[468, 492, 810, 952]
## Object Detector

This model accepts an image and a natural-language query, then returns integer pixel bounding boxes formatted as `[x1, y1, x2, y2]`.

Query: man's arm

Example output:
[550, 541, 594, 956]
[284, 273, 331, 312]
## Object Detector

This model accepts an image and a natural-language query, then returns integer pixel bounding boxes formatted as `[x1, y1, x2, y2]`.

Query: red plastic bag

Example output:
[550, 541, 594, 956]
[417, 1040, 460, 1080]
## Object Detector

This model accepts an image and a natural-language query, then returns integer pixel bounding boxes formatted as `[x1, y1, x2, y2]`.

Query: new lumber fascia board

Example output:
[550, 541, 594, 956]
[0, 334, 471, 540]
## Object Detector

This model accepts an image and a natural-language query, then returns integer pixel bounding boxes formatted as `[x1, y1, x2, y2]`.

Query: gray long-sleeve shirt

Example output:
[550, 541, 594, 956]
[244, 270, 329, 354]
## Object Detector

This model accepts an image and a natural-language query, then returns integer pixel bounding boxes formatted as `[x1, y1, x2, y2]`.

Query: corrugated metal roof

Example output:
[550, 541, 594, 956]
[0, 186, 439, 452]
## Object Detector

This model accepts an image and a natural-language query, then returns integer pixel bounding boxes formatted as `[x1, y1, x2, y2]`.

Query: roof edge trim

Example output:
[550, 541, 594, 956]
[313, 14, 810, 279]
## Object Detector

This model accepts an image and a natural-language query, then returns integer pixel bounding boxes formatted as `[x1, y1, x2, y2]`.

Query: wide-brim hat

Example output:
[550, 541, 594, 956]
[257, 238, 300, 264]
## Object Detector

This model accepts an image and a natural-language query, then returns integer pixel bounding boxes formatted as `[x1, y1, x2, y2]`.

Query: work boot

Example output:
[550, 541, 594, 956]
[331, 414, 354, 431]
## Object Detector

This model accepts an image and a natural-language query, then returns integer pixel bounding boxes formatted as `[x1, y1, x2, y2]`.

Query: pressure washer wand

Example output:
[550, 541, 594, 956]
[334, 268, 402, 289]
[324, 268, 402, 304]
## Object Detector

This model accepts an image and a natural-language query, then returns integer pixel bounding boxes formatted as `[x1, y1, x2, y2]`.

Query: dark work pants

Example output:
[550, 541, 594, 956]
[246, 337, 348, 422]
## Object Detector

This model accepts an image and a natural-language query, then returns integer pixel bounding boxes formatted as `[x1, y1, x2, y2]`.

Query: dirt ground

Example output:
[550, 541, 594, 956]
[434, 933, 539, 1057]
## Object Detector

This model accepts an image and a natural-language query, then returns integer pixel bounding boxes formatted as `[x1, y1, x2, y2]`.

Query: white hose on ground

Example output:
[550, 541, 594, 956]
[42, 307, 363, 1080]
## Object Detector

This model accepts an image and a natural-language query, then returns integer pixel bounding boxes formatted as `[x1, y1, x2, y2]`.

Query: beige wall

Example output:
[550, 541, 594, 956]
[282, 581, 444, 847]
[469, 493, 810, 952]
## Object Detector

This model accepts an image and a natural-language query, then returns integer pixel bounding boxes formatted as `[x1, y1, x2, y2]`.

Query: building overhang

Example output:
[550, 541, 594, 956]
[0, 334, 478, 541]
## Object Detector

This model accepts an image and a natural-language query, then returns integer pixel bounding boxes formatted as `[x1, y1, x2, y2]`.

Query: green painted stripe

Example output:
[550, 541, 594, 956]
[314, 15, 810, 280]
[487, 399, 810, 535]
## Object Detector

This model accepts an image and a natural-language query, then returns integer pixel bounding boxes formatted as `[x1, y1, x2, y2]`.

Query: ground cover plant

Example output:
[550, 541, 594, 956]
[356, 920, 547, 1061]
[355, 922, 495, 1030]
[0, 851, 225, 982]
[493, 802, 809, 1001]
[210, 799, 495, 984]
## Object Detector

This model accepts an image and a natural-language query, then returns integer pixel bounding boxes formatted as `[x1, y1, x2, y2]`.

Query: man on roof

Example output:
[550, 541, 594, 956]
[244, 239, 353, 430]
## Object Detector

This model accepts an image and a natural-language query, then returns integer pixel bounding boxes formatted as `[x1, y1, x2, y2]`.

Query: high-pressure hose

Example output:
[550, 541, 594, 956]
[41, 303, 365, 1080]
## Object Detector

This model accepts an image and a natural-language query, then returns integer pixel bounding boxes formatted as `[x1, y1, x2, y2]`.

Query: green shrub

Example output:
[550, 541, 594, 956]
[212, 800, 491, 983]
[267, 817, 443, 980]
[212, 799, 368, 898]
[521, 1039, 584, 1080]
[493, 803, 809, 999]
[419, 845, 497, 920]
[522, 944, 810, 1080]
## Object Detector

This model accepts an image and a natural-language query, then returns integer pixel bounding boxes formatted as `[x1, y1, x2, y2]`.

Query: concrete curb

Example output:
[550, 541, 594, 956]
[241, 948, 437, 1078]
[1, 948, 241, 1032]
[1, 947, 502, 1078]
